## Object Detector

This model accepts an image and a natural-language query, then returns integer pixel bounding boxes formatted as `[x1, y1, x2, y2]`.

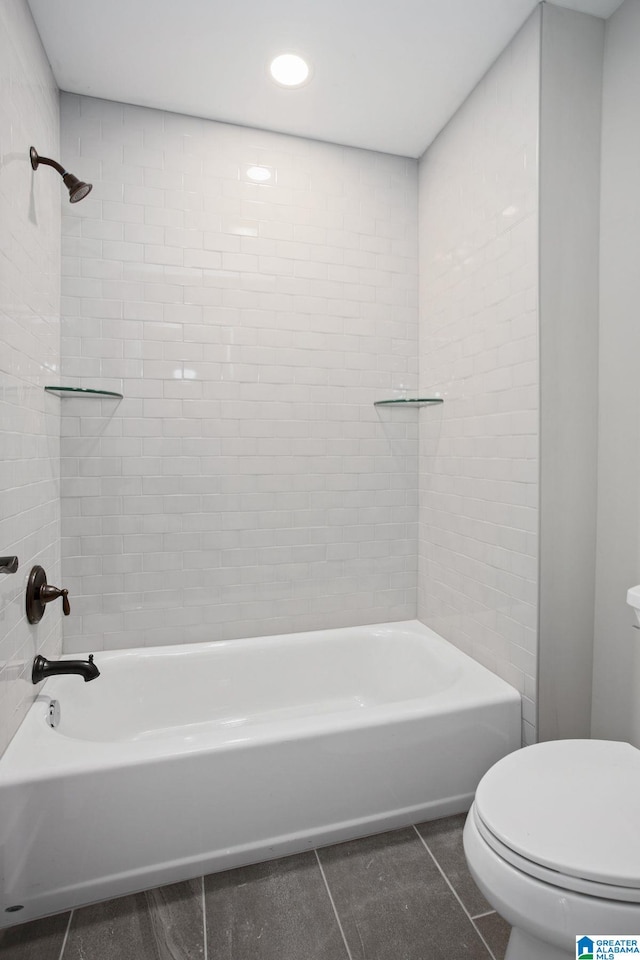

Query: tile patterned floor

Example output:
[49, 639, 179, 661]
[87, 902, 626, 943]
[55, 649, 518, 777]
[0, 814, 511, 960]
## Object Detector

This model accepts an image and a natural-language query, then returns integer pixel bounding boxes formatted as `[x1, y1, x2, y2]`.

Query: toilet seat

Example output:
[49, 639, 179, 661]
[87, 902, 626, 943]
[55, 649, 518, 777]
[472, 805, 640, 903]
[473, 739, 640, 902]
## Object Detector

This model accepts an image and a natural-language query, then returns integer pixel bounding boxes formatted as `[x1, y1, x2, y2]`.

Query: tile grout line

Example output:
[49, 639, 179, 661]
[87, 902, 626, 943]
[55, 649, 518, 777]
[201, 876, 208, 960]
[57, 909, 74, 960]
[469, 916, 501, 960]
[471, 909, 498, 921]
[314, 849, 354, 960]
[412, 826, 499, 960]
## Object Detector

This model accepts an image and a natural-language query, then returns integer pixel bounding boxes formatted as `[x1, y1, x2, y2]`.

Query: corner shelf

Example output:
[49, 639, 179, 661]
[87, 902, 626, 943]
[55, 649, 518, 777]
[44, 386, 123, 399]
[374, 397, 444, 407]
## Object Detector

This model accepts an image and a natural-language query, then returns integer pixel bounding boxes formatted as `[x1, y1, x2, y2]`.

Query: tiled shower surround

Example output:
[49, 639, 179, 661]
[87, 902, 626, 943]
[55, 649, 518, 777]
[417, 14, 539, 743]
[58, 17, 541, 737]
[59, 95, 419, 651]
[0, 0, 62, 755]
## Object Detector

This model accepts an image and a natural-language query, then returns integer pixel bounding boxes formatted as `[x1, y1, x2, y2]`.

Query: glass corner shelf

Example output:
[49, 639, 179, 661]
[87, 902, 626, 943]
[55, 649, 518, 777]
[374, 397, 444, 407]
[44, 386, 123, 399]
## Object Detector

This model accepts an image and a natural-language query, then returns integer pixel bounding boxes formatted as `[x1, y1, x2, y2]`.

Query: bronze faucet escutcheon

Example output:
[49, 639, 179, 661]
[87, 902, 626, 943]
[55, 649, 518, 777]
[26, 565, 71, 624]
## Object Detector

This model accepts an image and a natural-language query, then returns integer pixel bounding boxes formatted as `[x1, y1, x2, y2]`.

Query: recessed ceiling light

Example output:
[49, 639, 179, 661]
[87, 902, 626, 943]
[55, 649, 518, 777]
[269, 54, 310, 88]
[246, 165, 272, 182]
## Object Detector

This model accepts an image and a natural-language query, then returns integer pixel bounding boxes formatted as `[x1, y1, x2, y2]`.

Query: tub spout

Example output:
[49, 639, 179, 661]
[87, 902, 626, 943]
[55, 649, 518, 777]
[32, 654, 100, 684]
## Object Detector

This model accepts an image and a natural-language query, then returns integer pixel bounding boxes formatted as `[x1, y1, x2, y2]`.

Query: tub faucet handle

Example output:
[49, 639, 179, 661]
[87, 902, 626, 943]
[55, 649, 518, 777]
[40, 584, 70, 615]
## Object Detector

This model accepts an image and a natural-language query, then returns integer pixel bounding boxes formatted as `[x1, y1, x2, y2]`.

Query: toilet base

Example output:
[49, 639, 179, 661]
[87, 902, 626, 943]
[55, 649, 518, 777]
[506, 927, 572, 960]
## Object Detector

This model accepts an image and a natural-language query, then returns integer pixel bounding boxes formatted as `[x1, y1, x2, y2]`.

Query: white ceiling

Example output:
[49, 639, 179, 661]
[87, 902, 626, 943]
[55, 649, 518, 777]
[28, 0, 623, 158]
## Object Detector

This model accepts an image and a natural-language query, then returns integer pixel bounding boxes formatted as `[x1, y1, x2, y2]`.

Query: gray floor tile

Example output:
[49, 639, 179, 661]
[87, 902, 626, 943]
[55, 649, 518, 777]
[62, 893, 153, 960]
[474, 912, 511, 960]
[145, 879, 204, 960]
[317, 827, 492, 960]
[62, 881, 203, 960]
[0, 911, 70, 960]
[415, 813, 492, 917]
[204, 852, 349, 960]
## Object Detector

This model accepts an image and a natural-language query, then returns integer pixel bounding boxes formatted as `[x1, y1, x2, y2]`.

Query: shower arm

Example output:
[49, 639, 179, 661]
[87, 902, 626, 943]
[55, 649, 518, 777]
[30, 150, 67, 177]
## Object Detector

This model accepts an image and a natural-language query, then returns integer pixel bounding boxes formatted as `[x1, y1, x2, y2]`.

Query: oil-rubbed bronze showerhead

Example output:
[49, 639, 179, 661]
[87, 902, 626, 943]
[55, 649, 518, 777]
[62, 172, 92, 203]
[30, 146, 93, 203]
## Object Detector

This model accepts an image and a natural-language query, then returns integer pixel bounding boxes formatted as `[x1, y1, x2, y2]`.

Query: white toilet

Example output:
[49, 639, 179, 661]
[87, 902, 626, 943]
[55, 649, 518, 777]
[463, 738, 640, 959]
[464, 586, 640, 959]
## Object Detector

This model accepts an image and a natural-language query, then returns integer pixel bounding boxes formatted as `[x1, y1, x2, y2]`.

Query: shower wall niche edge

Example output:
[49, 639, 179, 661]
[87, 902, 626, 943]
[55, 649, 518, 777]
[537, 3, 602, 742]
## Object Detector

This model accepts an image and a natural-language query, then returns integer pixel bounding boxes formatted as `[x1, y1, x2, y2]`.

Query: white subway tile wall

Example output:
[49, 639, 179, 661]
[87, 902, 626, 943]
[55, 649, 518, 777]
[60, 95, 418, 651]
[0, 0, 61, 754]
[417, 14, 540, 743]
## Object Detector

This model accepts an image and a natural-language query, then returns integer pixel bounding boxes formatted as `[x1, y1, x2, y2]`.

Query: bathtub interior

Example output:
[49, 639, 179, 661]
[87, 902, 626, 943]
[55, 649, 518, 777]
[47, 622, 465, 744]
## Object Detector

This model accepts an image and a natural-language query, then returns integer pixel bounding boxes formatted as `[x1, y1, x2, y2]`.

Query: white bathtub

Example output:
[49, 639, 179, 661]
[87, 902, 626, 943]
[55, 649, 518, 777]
[0, 620, 520, 926]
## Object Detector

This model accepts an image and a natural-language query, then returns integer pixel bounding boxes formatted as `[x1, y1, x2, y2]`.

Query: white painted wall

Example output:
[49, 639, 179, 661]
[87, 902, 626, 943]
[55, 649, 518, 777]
[0, 0, 61, 755]
[592, 0, 640, 745]
[59, 96, 419, 651]
[537, 3, 603, 742]
[417, 11, 540, 743]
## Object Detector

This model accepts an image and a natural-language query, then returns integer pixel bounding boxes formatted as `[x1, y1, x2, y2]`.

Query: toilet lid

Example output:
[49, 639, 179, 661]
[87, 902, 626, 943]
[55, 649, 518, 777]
[475, 739, 640, 890]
